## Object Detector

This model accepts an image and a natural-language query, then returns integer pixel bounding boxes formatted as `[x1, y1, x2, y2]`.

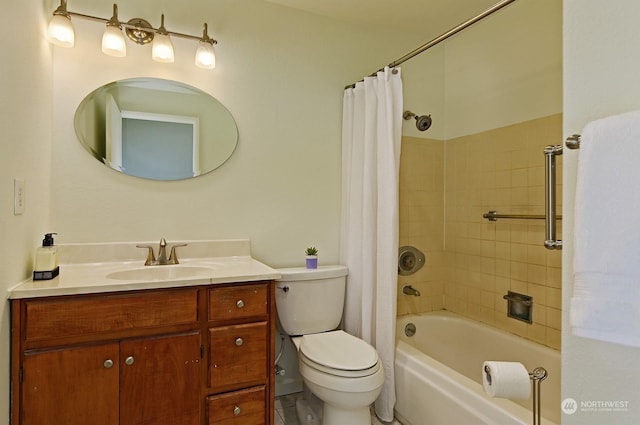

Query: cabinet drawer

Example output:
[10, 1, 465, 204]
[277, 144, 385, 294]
[209, 284, 267, 322]
[209, 322, 267, 391]
[24, 288, 199, 342]
[207, 386, 266, 425]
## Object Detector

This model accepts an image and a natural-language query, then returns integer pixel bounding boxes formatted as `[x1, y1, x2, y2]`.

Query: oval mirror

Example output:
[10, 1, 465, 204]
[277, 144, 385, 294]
[74, 78, 238, 181]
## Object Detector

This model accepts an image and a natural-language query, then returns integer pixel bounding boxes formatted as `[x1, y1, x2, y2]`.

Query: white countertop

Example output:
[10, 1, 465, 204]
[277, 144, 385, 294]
[8, 239, 281, 299]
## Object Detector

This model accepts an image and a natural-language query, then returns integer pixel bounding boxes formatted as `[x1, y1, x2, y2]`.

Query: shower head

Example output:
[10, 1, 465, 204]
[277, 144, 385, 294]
[415, 115, 432, 131]
[403, 110, 432, 131]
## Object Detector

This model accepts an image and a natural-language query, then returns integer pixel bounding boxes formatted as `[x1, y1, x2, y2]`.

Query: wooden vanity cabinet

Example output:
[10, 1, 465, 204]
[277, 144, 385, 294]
[206, 283, 274, 425]
[11, 281, 275, 425]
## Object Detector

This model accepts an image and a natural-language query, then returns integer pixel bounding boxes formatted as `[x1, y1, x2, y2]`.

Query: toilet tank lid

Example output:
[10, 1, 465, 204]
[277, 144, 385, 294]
[276, 265, 348, 281]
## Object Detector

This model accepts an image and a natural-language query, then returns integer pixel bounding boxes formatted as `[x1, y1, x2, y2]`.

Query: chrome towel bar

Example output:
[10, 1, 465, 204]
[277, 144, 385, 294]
[543, 145, 562, 250]
[482, 211, 563, 221]
[483, 142, 568, 250]
[482, 134, 581, 249]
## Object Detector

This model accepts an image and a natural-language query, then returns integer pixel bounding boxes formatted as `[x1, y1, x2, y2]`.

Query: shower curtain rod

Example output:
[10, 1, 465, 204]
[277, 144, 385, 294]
[344, 0, 517, 90]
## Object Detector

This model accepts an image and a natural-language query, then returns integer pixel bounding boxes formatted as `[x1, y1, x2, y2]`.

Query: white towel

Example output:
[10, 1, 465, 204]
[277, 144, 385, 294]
[571, 109, 640, 347]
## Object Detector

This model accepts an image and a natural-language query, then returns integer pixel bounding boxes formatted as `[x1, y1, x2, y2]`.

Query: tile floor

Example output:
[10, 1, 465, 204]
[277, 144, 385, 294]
[274, 392, 303, 425]
[274, 392, 402, 425]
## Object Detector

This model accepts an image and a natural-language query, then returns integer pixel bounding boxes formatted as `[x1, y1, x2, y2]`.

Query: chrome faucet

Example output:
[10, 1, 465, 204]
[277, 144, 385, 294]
[137, 239, 187, 266]
[157, 238, 169, 265]
[402, 285, 421, 296]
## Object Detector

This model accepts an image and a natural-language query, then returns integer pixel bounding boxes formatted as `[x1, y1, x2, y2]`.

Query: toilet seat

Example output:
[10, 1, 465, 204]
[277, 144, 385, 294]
[298, 330, 380, 378]
[299, 351, 381, 378]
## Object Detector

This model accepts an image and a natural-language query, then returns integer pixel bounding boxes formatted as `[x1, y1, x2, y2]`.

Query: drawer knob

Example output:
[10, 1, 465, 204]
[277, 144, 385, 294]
[233, 406, 242, 416]
[236, 299, 245, 309]
[125, 356, 135, 366]
[235, 337, 244, 346]
[103, 359, 114, 369]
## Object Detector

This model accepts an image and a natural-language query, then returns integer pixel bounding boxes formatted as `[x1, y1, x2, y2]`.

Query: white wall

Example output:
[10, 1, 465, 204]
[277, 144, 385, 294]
[399, 0, 562, 142]
[0, 1, 53, 423]
[1, 0, 409, 420]
[400, 45, 446, 140]
[443, 0, 562, 139]
[50, 0, 405, 267]
[563, 0, 640, 423]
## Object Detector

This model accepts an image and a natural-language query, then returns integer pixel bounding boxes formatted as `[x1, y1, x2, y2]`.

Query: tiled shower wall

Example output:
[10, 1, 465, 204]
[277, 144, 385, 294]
[398, 136, 445, 314]
[398, 114, 562, 350]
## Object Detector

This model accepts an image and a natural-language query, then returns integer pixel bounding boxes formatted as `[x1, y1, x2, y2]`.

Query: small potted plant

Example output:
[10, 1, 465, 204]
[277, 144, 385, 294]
[305, 247, 318, 269]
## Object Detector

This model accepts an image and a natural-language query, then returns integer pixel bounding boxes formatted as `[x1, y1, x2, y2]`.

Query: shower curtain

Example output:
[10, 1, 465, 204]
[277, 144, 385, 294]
[340, 66, 403, 422]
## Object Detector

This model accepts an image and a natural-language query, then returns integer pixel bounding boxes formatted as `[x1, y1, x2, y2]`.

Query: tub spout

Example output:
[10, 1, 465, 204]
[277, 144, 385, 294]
[403, 285, 421, 296]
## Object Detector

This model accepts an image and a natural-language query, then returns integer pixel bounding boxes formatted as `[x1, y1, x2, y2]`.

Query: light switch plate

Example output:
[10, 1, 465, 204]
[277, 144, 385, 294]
[14, 178, 25, 215]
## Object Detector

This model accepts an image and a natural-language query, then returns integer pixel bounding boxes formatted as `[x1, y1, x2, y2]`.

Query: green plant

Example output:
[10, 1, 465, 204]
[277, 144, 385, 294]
[305, 246, 318, 256]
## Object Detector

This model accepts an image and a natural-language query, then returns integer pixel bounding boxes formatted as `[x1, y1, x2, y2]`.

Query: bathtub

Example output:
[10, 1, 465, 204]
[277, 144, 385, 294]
[394, 311, 560, 425]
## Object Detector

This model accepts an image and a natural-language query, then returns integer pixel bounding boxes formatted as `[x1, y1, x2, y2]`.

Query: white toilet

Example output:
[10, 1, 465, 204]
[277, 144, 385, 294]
[275, 265, 385, 425]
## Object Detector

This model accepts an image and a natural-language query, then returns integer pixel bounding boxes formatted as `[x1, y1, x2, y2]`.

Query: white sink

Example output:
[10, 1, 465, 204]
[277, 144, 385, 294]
[107, 265, 214, 281]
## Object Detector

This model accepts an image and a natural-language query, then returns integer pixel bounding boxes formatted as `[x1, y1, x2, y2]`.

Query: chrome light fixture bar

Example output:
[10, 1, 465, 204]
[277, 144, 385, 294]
[47, 0, 218, 69]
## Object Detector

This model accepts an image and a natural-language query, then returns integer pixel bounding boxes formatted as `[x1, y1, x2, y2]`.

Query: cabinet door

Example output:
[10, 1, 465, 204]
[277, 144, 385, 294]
[120, 331, 201, 425]
[22, 343, 119, 425]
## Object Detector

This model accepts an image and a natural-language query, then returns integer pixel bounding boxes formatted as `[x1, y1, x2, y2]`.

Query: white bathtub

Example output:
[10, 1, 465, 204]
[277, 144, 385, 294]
[394, 311, 560, 425]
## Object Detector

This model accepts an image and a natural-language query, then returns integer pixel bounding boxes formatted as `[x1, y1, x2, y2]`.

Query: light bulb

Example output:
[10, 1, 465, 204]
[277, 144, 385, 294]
[195, 41, 215, 69]
[152, 14, 174, 63]
[47, 14, 75, 47]
[101, 5, 126, 57]
[102, 25, 127, 57]
[152, 33, 174, 63]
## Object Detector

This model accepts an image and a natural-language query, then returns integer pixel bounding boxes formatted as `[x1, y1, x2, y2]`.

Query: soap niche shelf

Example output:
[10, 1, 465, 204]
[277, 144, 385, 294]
[503, 291, 533, 324]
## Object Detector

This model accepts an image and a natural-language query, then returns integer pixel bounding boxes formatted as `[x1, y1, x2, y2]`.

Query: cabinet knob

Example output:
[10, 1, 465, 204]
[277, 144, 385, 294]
[233, 406, 242, 416]
[235, 337, 244, 346]
[103, 359, 114, 369]
[236, 299, 245, 309]
[125, 356, 135, 366]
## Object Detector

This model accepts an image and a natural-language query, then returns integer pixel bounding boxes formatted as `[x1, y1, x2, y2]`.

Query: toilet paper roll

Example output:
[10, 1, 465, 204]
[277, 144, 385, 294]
[482, 361, 531, 400]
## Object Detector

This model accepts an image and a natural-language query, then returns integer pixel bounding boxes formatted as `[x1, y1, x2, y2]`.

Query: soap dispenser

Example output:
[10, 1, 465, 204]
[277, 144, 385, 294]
[33, 233, 59, 280]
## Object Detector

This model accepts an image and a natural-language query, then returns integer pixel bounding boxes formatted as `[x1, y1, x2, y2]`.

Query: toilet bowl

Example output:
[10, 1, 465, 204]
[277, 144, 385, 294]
[276, 266, 385, 425]
[294, 331, 385, 424]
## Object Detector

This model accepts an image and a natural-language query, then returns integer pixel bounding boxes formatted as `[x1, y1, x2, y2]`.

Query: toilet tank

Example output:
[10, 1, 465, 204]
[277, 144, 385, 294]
[275, 265, 348, 336]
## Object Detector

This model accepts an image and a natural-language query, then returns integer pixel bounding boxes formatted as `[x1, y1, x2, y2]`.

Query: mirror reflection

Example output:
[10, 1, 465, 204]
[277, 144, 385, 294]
[74, 78, 238, 180]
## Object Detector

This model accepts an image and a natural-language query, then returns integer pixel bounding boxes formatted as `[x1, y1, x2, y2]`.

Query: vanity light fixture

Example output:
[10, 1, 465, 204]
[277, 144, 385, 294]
[46, 0, 75, 47]
[101, 4, 126, 57]
[151, 15, 174, 63]
[47, 0, 217, 69]
[194, 24, 216, 69]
